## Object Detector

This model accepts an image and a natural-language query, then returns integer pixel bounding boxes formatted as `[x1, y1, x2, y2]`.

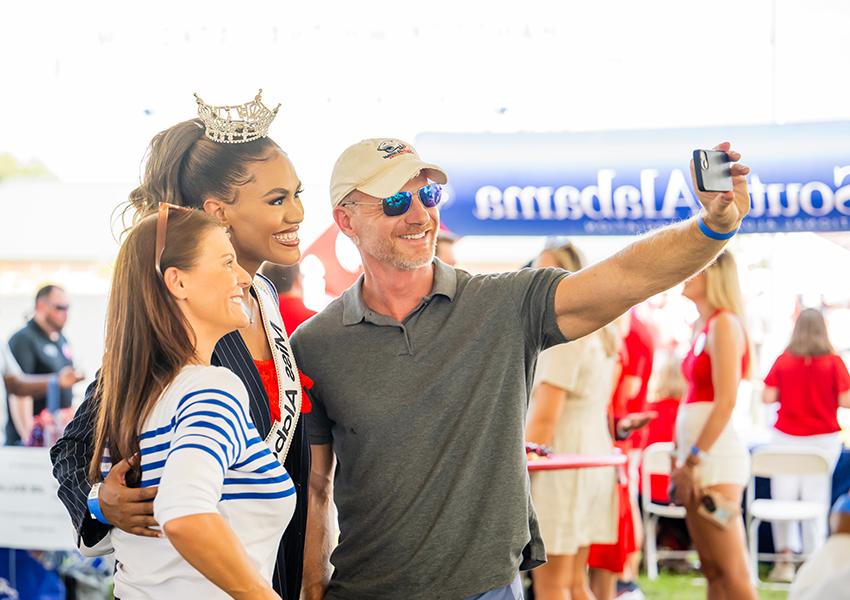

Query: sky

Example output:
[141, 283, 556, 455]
[3, 0, 850, 255]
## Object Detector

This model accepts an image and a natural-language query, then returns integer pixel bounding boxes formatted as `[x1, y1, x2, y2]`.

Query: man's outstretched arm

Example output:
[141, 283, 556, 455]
[555, 142, 750, 340]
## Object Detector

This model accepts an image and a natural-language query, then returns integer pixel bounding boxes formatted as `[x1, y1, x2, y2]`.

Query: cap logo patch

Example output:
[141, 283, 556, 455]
[377, 140, 413, 159]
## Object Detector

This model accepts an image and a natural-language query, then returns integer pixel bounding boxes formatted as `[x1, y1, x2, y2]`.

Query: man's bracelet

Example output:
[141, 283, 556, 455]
[697, 213, 739, 241]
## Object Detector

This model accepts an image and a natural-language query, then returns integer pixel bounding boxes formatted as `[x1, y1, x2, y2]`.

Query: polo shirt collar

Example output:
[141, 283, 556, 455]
[341, 278, 368, 326]
[425, 258, 458, 302]
[27, 318, 53, 341]
[341, 259, 458, 326]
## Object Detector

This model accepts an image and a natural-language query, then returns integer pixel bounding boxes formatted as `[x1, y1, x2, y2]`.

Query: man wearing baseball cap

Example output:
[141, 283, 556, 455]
[293, 138, 751, 599]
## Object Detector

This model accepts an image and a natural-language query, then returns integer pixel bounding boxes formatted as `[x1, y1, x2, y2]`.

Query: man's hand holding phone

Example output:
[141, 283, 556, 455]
[690, 142, 751, 234]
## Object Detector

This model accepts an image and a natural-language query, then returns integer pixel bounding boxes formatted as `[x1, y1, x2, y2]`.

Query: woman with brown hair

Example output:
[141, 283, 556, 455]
[526, 241, 621, 600]
[762, 308, 850, 582]
[671, 250, 758, 600]
[91, 207, 293, 598]
[51, 92, 310, 599]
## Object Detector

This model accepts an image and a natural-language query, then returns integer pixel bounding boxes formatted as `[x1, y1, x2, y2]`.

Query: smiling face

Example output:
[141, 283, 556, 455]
[206, 149, 304, 274]
[343, 173, 439, 271]
[169, 227, 253, 337]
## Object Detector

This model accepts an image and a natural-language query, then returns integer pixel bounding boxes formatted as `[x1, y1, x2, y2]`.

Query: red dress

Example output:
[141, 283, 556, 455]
[609, 315, 655, 451]
[622, 314, 655, 449]
[255, 359, 314, 418]
[255, 359, 283, 422]
[587, 481, 637, 573]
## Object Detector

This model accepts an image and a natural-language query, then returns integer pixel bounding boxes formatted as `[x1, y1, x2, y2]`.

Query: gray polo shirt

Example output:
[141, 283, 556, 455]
[291, 260, 569, 600]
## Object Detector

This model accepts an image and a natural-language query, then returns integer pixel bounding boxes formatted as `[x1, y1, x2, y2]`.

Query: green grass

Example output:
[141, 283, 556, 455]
[637, 572, 788, 599]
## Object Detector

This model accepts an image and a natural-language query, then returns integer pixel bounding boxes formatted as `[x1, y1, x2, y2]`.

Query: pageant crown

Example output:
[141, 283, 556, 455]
[194, 89, 280, 144]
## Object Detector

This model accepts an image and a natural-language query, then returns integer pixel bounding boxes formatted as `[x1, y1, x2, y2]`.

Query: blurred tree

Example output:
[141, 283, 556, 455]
[0, 153, 54, 181]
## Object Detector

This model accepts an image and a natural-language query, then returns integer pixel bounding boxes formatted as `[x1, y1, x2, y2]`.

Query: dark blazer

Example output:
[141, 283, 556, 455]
[49, 329, 310, 599]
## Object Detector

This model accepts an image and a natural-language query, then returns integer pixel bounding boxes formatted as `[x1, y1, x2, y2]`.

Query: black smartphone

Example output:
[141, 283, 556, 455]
[697, 490, 738, 528]
[667, 481, 679, 506]
[693, 149, 733, 193]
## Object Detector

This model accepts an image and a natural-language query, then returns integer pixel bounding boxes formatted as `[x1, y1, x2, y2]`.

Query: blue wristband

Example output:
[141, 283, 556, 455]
[87, 494, 110, 525]
[47, 376, 61, 414]
[697, 214, 738, 240]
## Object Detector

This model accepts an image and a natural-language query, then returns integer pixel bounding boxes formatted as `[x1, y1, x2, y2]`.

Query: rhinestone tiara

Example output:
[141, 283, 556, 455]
[194, 89, 280, 144]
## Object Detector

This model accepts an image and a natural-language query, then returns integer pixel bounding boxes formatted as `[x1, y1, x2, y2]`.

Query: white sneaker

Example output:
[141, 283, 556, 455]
[767, 561, 796, 583]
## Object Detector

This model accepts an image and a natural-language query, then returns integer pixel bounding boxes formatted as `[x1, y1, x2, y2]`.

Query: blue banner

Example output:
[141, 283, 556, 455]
[415, 122, 850, 235]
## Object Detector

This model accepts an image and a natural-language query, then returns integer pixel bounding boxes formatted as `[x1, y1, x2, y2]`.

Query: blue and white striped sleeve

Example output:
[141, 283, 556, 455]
[154, 369, 253, 526]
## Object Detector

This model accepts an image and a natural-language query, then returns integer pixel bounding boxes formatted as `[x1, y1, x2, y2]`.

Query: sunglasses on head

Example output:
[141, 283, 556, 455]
[342, 183, 442, 217]
[155, 202, 194, 277]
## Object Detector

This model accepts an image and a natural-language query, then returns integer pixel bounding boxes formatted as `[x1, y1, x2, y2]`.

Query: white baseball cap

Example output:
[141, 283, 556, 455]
[329, 138, 448, 207]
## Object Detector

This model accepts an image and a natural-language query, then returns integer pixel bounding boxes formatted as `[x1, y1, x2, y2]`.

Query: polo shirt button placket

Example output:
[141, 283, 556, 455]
[398, 326, 414, 356]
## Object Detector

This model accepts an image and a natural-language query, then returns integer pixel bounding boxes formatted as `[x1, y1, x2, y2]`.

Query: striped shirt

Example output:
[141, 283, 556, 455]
[51, 274, 311, 600]
[108, 365, 295, 599]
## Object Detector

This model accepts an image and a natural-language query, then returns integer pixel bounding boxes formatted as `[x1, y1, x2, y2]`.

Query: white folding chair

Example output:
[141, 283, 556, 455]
[641, 442, 689, 580]
[746, 445, 832, 585]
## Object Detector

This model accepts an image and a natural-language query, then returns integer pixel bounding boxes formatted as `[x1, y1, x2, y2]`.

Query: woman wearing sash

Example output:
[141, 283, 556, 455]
[50, 92, 310, 599]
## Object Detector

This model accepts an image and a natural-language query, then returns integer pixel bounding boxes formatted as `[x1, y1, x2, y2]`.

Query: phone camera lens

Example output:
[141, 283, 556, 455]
[700, 152, 709, 170]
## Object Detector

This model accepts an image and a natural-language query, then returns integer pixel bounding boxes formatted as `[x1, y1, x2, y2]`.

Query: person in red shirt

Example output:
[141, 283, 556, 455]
[619, 312, 655, 451]
[260, 263, 318, 335]
[762, 308, 850, 582]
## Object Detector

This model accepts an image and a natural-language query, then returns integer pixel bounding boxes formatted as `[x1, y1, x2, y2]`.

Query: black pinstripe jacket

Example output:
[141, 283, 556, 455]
[49, 328, 311, 600]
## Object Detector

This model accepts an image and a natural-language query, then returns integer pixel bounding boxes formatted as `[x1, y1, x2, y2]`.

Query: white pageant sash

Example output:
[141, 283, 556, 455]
[253, 275, 302, 466]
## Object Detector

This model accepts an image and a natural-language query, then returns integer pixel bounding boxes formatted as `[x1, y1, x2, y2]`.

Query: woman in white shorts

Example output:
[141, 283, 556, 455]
[671, 250, 757, 600]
